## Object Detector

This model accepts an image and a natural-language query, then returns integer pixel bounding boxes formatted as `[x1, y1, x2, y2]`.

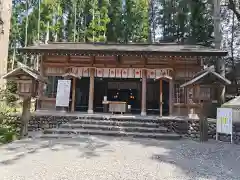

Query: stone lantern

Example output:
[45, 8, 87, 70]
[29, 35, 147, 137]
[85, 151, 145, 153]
[2, 66, 47, 137]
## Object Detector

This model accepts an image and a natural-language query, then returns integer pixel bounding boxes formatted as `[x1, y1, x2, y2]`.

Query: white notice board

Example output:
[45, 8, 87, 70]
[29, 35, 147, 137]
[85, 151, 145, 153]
[56, 80, 71, 107]
[216, 108, 233, 142]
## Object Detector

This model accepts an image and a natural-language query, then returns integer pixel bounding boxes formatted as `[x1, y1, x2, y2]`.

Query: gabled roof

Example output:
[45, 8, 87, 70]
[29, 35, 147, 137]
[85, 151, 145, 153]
[2, 66, 47, 83]
[180, 66, 231, 88]
[18, 42, 228, 56]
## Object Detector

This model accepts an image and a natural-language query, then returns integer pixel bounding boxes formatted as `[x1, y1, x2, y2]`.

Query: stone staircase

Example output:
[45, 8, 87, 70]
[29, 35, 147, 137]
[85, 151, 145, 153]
[39, 116, 182, 140]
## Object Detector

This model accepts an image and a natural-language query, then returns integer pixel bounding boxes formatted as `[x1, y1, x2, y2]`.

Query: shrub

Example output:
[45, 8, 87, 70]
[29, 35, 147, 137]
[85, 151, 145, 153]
[0, 103, 19, 144]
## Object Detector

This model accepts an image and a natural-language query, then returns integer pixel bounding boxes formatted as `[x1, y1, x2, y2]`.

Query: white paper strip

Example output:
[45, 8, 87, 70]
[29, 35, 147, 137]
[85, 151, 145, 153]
[121, 69, 128, 78]
[155, 69, 161, 79]
[76, 68, 83, 77]
[115, 68, 122, 78]
[103, 68, 110, 77]
[96, 68, 103, 77]
[71, 67, 77, 74]
[147, 69, 156, 79]
[82, 68, 89, 77]
[134, 68, 141, 78]
[109, 68, 116, 77]
[128, 68, 134, 78]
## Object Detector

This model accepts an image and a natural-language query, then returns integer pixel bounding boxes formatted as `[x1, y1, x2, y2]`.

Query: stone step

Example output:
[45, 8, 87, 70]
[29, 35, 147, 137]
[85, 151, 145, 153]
[41, 129, 181, 140]
[69, 119, 163, 128]
[60, 124, 168, 133]
[77, 116, 161, 123]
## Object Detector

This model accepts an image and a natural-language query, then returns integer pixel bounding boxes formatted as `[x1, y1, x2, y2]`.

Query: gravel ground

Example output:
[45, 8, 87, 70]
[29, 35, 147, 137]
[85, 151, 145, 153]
[0, 136, 240, 180]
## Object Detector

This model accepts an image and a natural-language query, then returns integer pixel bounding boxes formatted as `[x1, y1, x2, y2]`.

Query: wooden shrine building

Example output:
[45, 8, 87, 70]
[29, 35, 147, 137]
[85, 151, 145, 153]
[19, 42, 228, 117]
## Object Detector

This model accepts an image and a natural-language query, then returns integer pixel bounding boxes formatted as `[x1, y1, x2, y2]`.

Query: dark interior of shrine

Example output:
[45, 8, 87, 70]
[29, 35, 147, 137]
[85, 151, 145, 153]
[74, 77, 169, 115]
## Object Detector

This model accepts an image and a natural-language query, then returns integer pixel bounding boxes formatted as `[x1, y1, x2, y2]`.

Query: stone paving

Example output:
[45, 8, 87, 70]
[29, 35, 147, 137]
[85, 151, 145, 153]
[0, 136, 240, 180]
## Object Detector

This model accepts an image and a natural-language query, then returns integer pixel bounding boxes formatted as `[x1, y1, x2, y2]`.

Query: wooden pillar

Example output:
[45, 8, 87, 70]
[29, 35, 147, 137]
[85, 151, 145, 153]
[88, 68, 95, 114]
[20, 96, 31, 138]
[37, 56, 44, 110]
[197, 85, 201, 115]
[71, 77, 76, 112]
[141, 69, 147, 116]
[192, 85, 196, 114]
[61, 76, 68, 112]
[169, 79, 173, 116]
[160, 79, 163, 117]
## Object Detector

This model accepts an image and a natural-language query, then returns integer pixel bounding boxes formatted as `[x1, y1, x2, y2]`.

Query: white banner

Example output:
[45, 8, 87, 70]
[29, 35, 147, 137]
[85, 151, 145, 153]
[56, 80, 71, 107]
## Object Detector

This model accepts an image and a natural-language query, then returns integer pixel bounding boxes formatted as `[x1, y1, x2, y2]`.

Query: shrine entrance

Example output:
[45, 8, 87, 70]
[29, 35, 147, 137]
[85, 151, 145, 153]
[91, 77, 170, 115]
[146, 79, 169, 115]
[93, 78, 141, 113]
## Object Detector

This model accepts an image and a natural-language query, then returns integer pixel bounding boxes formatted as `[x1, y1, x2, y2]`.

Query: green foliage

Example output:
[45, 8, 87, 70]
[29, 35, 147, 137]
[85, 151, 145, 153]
[106, 0, 123, 42]
[157, 0, 213, 45]
[9, 0, 215, 52]
[86, 0, 110, 42]
[5, 81, 18, 105]
[0, 103, 19, 144]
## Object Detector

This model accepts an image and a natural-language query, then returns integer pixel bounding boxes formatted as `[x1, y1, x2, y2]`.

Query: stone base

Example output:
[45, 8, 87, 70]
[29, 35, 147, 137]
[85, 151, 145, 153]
[87, 110, 94, 114]
[141, 111, 146, 116]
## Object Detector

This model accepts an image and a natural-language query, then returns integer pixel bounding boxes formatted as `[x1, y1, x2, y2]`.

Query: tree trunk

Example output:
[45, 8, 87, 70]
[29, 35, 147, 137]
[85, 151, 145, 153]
[148, 0, 153, 43]
[0, 0, 12, 88]
[228, 0, 240, 22]
[214, 0, 225, 104]
[20, 97, 31, 138]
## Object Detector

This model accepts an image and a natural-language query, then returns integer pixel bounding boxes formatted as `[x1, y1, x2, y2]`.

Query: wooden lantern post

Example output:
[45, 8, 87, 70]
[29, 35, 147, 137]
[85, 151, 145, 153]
[2, 66, 46, 138]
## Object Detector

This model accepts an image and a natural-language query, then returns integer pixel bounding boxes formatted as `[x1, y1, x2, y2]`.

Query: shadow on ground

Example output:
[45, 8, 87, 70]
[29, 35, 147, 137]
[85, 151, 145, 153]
[124, 137, 240, 180]
[0, 135, 111, 165]
[1, 135, 240, 179]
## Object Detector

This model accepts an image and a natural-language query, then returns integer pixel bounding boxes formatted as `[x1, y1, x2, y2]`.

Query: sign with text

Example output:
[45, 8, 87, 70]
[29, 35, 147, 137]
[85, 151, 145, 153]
[56, 80, 71, 107]
[216, 108, 233, 143]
